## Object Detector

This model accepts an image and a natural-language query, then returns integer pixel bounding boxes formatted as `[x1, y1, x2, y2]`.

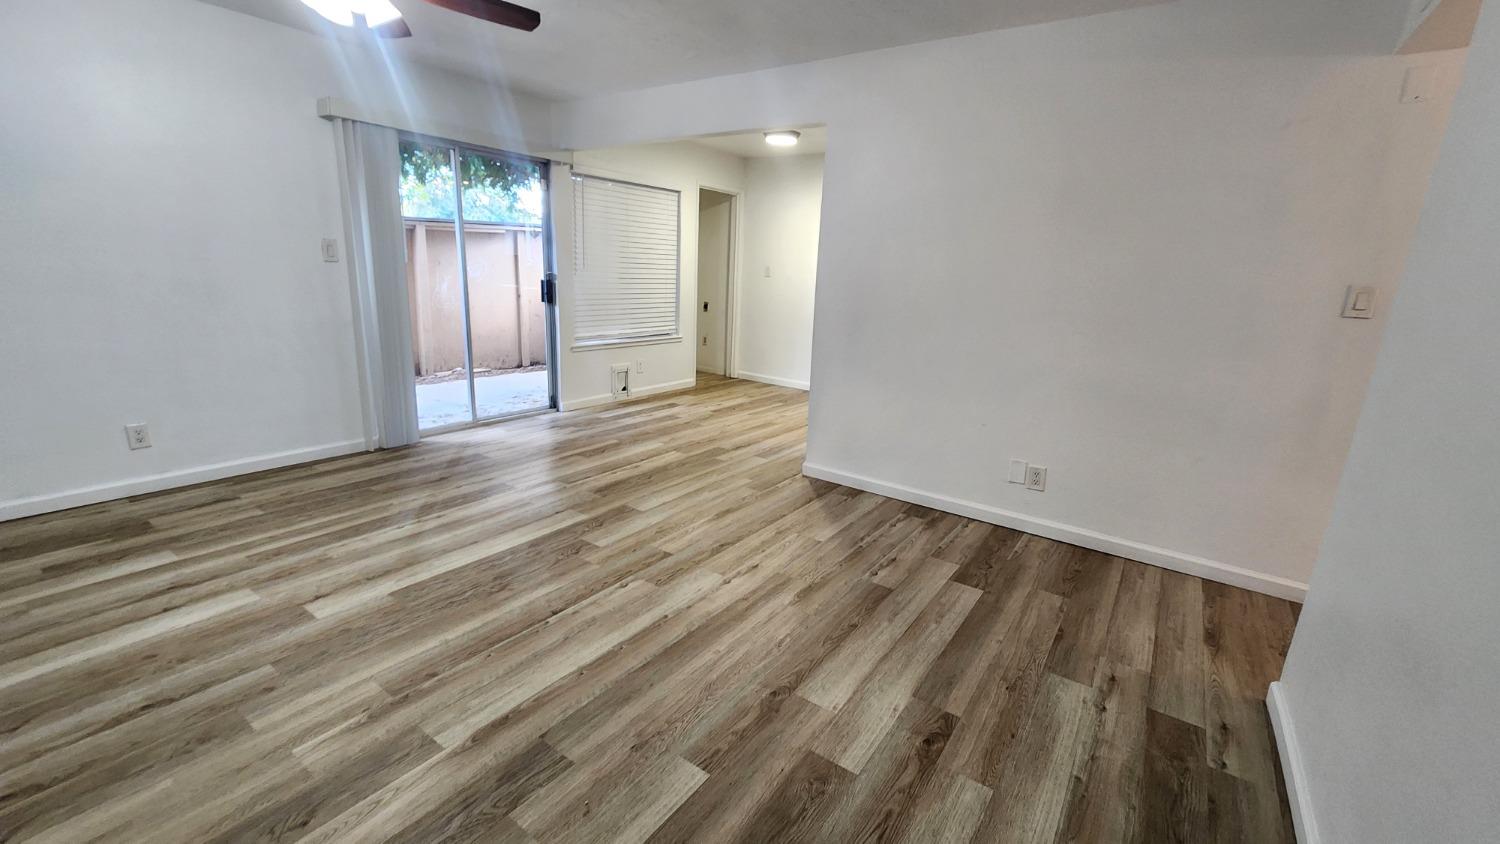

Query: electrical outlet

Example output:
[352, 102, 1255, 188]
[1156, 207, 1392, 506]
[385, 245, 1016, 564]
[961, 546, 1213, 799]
[1025, 465, 1047, 492]
[125, 423, 152, 450]
[635, 361, 645, 374]
[702, 336, 709, 347]
[1008, 459, 1028, 485]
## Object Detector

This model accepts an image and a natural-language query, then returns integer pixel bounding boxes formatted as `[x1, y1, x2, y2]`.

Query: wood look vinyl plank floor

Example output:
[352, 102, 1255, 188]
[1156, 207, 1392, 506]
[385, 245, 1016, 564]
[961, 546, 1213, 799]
[0, 375, 1298, 842]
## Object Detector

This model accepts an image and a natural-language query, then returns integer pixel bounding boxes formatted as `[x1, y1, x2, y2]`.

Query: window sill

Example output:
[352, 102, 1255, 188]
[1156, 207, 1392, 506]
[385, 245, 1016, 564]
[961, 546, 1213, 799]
[571, 335, 684, 352]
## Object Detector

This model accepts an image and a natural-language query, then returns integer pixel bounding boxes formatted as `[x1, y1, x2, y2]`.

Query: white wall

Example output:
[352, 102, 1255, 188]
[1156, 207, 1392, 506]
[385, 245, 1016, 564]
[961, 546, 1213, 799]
[0, 0, 552, 519]
[736, 155, 824, 390]
[1273, 3, 1500, 841]
[554, 143, 746, 409]
[550, 1, 1466, 597]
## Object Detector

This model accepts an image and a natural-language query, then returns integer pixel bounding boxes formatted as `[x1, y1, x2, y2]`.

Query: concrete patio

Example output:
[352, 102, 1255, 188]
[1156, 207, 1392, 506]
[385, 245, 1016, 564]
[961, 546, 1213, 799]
[416, 369, 550, 430]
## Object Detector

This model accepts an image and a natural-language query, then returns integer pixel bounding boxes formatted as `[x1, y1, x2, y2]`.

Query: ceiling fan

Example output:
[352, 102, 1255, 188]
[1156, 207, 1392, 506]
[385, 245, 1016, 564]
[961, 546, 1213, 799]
[299, 0, 541, 38]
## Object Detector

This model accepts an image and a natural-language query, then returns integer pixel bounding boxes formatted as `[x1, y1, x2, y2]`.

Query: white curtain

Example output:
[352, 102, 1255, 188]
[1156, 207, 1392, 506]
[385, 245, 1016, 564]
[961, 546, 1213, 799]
[333, 119, 420, 449]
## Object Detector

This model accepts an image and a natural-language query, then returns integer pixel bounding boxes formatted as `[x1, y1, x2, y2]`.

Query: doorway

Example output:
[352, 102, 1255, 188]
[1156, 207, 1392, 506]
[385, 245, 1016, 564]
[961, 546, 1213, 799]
[398, 136, 558, 432]
[697, 189, 734, 376]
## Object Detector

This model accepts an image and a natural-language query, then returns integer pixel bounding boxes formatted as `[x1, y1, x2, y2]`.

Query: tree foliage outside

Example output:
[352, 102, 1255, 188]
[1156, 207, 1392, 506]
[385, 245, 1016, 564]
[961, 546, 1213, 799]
[399, 141, 543, 226]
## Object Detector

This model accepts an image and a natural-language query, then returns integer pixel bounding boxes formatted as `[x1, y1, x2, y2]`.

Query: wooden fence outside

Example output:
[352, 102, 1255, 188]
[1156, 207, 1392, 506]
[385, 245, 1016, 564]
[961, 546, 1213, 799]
[404, 221, 547, 376]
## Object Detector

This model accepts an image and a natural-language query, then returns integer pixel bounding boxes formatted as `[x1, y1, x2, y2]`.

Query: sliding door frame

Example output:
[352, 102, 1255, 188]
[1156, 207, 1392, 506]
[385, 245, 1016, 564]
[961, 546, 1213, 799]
[399, 131, 558, 434]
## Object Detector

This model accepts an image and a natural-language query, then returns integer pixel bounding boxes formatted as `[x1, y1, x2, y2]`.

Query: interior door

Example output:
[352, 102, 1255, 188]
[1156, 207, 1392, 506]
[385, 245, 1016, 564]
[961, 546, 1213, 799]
[697, 189, 732, 374]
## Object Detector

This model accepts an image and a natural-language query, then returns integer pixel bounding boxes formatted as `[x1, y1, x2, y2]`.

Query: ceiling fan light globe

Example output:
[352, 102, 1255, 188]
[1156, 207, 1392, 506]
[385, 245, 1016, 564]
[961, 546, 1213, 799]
[361, 0, 404, 26]
[300, 0, 355, 26]
[298, 0, 404, 28]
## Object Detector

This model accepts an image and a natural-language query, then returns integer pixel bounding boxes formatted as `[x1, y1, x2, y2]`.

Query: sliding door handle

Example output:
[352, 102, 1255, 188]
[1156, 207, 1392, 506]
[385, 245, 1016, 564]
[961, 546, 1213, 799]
[540, 273, 557, 305]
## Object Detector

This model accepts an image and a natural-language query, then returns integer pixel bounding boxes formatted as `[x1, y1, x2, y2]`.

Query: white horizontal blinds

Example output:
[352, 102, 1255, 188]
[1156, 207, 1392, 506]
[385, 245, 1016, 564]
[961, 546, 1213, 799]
[572, 174, 681, 343]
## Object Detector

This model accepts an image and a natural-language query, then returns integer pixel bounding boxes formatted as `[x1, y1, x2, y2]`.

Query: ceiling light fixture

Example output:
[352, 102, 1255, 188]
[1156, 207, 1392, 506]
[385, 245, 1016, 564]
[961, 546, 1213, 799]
[299, 0, 404, 28]
[764, 130, 801, 148]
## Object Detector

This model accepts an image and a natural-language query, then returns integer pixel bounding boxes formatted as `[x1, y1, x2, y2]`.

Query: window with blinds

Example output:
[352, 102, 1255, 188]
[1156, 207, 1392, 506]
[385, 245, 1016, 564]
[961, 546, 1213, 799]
[571, 174, 681, 344]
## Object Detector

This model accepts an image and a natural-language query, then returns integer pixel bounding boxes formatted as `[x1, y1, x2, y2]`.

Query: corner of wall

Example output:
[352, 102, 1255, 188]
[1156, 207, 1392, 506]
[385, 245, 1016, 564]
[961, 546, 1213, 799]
[1267, 681, 1320, 844]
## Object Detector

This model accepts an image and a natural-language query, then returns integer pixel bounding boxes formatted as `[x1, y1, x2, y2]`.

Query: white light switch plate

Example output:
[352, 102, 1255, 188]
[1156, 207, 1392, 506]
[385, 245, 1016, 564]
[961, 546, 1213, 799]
[1008, 459, 1028, 485]
[1400, 65, 1439, 104]
[1341, 285, 1376, 319]
[321, 238, 340, 262]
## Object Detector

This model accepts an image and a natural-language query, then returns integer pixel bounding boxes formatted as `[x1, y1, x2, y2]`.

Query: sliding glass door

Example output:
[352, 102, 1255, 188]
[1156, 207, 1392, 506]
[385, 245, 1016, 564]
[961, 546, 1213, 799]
[399, 137, 555, 431]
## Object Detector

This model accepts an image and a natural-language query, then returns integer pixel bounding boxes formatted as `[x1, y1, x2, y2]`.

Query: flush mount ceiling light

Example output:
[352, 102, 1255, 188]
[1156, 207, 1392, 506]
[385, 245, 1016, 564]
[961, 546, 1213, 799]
[764, 130, 801, 148]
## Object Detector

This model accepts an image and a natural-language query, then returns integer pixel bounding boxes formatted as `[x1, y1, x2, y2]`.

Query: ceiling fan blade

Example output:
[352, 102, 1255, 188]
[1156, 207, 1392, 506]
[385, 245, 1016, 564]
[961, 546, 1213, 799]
[421, 0, 541, 31]
[372, 17, 413, 37]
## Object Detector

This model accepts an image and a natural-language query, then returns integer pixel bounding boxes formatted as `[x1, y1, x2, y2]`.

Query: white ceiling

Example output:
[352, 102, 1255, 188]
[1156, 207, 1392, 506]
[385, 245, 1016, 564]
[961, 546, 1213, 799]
[688, 127, 828, 159]
[195, 0, 1168, 100]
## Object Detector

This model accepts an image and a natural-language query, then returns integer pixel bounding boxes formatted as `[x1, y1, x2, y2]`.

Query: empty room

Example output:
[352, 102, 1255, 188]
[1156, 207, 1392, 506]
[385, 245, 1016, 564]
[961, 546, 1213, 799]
[1, 0, 1494, 842]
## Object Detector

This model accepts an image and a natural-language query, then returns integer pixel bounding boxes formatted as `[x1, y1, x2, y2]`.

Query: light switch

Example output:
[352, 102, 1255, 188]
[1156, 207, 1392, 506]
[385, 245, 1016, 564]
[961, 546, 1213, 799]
[1400, 66, 1439, 104]
[1008, 459, 1028, 485]
[321, 238, 340, 263]
[1341, 285, 1376, 319]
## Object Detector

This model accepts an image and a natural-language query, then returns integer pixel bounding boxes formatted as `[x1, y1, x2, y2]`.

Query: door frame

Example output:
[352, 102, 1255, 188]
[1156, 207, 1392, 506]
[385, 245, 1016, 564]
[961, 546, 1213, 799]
[399, 131, 559, 434]
[697, 183, 743, 378]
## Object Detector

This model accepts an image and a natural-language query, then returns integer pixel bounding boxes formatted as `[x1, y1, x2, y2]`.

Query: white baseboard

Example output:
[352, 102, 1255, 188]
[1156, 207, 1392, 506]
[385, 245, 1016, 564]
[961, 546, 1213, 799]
[0, 439, 367, 523]
[559, 378, 698, 412]
[736, 371, 810, 391]
[1267, 681, 1319, 844]
[800, 462, 1308, 601]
